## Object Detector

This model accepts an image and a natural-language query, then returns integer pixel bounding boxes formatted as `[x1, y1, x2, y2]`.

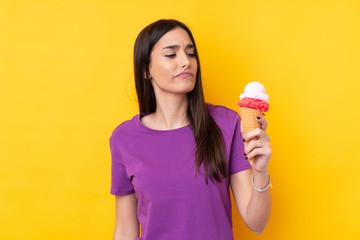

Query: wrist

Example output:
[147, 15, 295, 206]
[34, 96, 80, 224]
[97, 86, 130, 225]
[253, 168, 269, 177]
[252, 170, 270, 190]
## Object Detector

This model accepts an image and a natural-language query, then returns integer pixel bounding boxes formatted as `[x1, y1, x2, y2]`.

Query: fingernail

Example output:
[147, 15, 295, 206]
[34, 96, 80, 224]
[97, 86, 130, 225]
[256, 117, 260, 120]
[243, 139, 245, 142]
[244, 153, 246, 156]
[245, 156, 248, 160]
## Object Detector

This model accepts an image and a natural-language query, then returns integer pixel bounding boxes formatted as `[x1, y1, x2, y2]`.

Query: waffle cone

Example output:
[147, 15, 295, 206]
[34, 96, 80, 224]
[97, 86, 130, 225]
[238, 107, 263, 165]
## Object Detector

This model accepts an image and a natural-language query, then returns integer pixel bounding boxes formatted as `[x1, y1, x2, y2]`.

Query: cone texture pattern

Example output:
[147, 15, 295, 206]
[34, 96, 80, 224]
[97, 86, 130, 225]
[239, 107, 263, 165]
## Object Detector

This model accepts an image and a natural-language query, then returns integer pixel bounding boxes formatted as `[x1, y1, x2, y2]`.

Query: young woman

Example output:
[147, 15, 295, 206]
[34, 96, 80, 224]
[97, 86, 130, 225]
[109, 19, 272, 240]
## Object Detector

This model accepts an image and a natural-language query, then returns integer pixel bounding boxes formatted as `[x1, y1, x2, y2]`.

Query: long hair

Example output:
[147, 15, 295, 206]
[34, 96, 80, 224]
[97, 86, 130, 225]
[133, 19, 228, 184]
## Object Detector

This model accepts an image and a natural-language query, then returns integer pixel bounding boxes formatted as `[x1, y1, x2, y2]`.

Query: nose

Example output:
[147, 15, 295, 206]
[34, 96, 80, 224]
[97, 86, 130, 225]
[179, 50, 190, 68]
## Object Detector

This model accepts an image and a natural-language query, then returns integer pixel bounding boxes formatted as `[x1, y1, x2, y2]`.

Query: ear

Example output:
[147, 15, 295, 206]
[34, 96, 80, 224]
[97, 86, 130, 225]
[143, 68, 152, 80]
[144, 73, 152, 80]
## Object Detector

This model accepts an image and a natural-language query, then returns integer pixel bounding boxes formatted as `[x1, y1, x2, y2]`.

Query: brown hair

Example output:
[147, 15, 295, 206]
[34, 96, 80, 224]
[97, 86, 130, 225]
[133, 19, 228, 184]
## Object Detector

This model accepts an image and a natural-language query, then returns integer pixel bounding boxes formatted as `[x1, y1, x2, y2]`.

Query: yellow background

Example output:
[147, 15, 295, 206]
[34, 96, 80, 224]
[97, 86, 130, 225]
[1, 0, 359, 239]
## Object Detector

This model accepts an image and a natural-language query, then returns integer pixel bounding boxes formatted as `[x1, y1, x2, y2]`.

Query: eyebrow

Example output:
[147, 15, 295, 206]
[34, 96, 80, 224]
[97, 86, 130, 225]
[161, 44, 194, 50]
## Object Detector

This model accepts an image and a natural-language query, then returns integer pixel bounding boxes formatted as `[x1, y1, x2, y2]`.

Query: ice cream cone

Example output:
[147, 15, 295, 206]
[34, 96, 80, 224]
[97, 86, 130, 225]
[238, 107, 263, 166]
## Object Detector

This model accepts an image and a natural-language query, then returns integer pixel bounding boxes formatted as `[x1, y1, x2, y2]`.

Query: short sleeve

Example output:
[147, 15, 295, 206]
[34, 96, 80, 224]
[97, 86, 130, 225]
[229, 113, 252, 174]
[109, 135, 135, 195]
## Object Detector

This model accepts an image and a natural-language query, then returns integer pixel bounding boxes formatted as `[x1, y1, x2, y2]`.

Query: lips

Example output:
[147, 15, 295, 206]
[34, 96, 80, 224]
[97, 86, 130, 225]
[176, 71, 193, 78]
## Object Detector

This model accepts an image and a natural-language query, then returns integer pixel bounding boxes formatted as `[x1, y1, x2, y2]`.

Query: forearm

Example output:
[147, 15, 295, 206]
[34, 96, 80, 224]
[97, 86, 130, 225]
[245, 169, 271, 234]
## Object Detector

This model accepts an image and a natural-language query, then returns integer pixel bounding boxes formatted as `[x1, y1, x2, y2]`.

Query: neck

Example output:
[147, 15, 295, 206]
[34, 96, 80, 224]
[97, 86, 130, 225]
[152, 93, 189, 130]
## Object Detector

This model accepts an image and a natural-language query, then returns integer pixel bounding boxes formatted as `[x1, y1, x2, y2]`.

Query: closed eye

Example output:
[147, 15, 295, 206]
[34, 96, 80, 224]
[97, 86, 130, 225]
[165, 53, 196, 58]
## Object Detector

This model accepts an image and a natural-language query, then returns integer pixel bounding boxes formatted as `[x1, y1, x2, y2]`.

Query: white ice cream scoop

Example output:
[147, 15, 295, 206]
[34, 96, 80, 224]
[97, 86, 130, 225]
[239, 82, 269, 102]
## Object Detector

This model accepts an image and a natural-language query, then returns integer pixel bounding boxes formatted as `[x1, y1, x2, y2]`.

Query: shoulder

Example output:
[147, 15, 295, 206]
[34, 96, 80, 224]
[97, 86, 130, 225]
[206, 102, 239, 125]
[110, 113, 139, 141]
[206, 102, 240, 141]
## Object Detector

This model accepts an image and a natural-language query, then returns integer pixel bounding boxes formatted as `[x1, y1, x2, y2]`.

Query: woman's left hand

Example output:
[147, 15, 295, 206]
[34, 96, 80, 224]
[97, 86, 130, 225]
[241, 116, 272, 173]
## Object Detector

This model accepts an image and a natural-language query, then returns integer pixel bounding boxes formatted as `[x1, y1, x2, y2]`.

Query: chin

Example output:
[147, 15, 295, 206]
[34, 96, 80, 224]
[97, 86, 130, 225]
[180, 84, 196, 94]
[162, 80, 195, 94]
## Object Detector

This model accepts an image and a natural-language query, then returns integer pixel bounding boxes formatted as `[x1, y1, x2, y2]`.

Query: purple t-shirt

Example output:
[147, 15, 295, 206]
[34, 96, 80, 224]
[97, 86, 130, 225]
[109, 103, 251, 240]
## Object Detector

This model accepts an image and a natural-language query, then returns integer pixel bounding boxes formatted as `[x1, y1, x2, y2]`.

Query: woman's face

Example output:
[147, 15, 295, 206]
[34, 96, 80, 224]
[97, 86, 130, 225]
[148, 27, 198, 95]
